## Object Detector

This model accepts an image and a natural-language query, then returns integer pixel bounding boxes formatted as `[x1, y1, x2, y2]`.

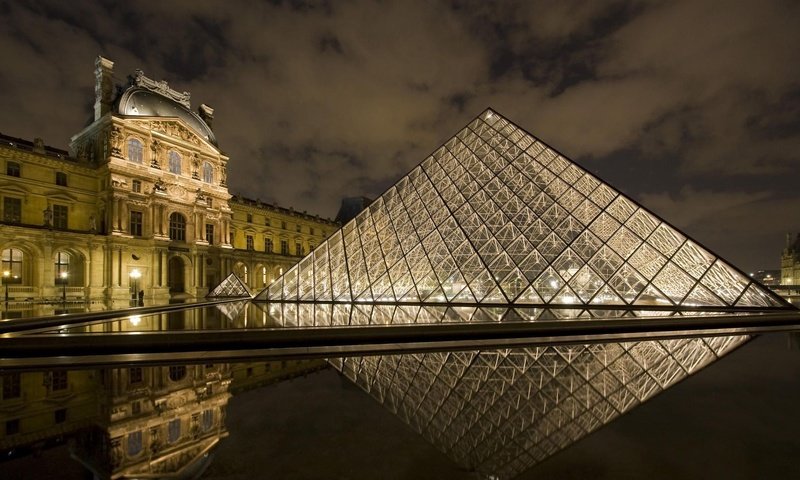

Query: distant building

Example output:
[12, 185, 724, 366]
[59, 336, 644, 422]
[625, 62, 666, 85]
[335, 196, 372, 224]
[780, 233, 800, 286]
[750, 270, 780, 286]
[0, 56, 337, 304]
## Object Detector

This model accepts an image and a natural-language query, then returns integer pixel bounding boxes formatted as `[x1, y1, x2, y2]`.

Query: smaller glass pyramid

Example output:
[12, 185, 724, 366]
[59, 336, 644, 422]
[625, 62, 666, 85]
[207, 273, 252, 298]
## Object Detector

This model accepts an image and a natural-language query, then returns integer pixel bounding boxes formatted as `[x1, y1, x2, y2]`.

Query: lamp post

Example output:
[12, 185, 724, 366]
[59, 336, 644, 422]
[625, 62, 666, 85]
[130, 269, 141, 306]
[2, 270, 9, 303]
[60, 271, 68, 303]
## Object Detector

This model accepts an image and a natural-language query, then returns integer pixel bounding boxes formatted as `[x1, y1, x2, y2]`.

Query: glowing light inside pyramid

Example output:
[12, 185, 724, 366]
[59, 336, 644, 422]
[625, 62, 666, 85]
[257, 109, 784, 309]
[208, 272, 251, 298]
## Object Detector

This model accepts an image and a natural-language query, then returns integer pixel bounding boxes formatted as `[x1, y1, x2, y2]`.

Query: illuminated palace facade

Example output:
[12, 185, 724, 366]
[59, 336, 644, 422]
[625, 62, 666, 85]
[0, 56, 336, 304]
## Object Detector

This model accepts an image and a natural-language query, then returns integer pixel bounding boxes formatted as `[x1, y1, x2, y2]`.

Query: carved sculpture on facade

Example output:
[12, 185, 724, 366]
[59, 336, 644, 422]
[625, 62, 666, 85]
[220, 162, 227, 186]
[130, 69, 191, 108]
[191, 153, 200, 180]
[147, 121, 201, 146]
[153, 178, 167, 194]
[43, 207, 53, 227]
[109, 125, 123, 156]
[150, 139, 162, 169]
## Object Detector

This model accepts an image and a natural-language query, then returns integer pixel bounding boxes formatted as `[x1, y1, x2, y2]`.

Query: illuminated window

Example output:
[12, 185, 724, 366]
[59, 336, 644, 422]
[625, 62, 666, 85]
[132, 180, 141, 193]
[6, 161, 20, 177]
[1, 248, 23, 283]
[55, 172, 67, 186]
[202, 162, 213, 183]
[52, 204, 68, 230]
[168, 151, 181, 174]
[169, 213, 186, 242]
[54, 252, 70, 283]
[3, 197, 21, 223]
[130, 211, 143, 237]
[127, 139, 143, 163]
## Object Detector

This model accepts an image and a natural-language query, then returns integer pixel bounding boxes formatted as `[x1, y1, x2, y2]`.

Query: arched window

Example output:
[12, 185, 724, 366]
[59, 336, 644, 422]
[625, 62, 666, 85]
[169, 213, 186, 242]
[54, 252, 70, 284]
[127, 139, 143, 164]
[202, 162, 213, 183]
[168, 151, 181, 174]
[1, 248, 23, 284]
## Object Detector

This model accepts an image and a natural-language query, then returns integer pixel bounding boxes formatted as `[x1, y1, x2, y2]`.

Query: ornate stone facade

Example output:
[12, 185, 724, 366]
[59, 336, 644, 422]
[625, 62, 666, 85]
[0, 56, 336, 305]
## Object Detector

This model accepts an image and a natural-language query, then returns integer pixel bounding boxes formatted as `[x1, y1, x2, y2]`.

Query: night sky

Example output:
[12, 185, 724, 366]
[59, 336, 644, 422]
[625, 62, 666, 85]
[1, 0, 799, 272]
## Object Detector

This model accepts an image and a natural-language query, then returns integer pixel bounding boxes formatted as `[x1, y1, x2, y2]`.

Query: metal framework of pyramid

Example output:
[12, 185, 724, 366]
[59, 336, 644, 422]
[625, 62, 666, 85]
[207, 273, 252, 298]
[256, 109, 787, 311]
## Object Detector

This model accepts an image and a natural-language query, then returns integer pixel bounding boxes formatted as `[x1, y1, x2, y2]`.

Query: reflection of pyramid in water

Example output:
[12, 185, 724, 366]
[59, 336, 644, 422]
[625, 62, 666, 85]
[257, 109, 785, 309]
[332, 336, 746, 479]
[207, 273, 252, 298]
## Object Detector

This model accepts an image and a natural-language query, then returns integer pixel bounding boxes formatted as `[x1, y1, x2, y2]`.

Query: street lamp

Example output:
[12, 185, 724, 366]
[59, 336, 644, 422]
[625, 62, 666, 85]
[2, 270, 9, 303]
[60, 271, 68, 303]
[130, 269, 141, 306]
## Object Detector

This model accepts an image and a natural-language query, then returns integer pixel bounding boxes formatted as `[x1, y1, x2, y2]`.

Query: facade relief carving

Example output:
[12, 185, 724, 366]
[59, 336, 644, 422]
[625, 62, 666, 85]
[109, 125, 123, 156]
[149, 139, 163, 169]
[148, 121, 201, 146]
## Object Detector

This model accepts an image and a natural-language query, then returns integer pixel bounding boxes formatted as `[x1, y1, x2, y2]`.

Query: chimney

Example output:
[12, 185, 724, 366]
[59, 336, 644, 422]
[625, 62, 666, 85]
[33, 138, 45, 154]
[94, 56, 114, 121]
[199, 104, 214, 130]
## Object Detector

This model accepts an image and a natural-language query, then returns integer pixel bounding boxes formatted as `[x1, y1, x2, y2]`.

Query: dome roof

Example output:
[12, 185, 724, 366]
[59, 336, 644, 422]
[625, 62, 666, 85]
[117, 87, 217, 146]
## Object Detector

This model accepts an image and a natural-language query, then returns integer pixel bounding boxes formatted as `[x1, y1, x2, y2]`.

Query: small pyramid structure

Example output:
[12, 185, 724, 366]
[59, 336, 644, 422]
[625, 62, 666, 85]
[256, 109, 787, 310]
[207, 273, 252, 298]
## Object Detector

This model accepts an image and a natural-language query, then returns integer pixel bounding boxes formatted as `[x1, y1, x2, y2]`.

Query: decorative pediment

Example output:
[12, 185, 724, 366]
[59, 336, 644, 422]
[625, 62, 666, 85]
[43, 190, 78, 203]
[0, 181, 30, 197]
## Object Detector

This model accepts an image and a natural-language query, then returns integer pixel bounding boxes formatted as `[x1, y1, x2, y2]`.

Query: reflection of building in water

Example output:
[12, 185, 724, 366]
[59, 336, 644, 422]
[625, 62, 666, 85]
[0, 369, 98, 457]
[70, 364, 231, 479]
[332, 336, 749, 479]
[0, 55, 336, 306]
[1, 355, 326, 476]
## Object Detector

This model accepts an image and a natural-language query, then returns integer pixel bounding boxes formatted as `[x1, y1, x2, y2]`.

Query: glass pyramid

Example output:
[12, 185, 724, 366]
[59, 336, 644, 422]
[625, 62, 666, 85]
[207, 273, 252, 298]
[256, 109, 786, 309]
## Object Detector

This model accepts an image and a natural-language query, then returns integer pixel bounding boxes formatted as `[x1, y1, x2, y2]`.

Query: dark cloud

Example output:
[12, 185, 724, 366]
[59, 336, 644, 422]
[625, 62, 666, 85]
[0, 0, 798, 271]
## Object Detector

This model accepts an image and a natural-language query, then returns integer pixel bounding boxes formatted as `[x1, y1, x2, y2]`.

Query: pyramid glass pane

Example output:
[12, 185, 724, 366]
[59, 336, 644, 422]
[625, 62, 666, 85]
[254, 109, 788, 311]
